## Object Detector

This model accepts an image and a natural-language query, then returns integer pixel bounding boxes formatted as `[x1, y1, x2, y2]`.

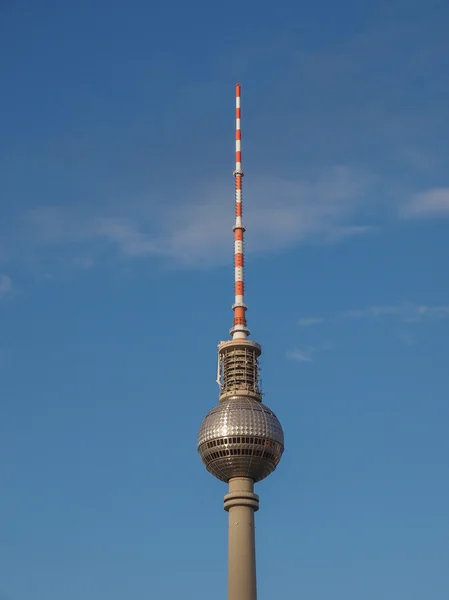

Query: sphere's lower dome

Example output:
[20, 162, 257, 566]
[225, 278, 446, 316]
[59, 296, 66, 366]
[197, 396, 284, 483]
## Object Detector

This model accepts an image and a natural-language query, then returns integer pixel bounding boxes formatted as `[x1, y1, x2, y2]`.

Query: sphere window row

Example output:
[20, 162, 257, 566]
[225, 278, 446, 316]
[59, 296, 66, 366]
[204, 436, 282, 451]
[202, 447, 281, 464]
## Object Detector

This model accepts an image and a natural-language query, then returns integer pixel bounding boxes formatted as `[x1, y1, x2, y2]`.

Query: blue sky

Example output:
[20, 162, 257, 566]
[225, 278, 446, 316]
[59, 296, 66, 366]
[1, 1, 448, 598]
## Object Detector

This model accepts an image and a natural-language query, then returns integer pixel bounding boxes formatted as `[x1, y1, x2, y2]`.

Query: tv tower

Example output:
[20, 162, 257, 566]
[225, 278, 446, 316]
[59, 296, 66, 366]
[198, 84, 285, 600]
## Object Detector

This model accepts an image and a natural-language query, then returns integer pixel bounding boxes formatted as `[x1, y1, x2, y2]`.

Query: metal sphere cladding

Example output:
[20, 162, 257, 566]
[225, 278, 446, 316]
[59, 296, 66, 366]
[198, 396, 284, 483]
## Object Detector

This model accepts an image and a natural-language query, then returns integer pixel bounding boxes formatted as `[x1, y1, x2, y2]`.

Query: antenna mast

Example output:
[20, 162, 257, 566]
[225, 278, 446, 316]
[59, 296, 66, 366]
[230, 83, 250, 340]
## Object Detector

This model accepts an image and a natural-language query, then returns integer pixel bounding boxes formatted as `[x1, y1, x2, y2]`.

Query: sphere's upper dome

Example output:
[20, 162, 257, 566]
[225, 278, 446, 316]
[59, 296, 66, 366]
[198, 396, 284, 483]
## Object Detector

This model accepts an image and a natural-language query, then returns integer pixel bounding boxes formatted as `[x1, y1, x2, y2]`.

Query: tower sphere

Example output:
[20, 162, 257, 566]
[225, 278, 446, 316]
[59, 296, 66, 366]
[198, 396, 284, 483]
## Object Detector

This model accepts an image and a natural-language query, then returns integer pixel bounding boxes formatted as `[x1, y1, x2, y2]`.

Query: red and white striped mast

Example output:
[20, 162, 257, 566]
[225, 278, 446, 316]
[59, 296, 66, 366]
[230, 83, 250, 341]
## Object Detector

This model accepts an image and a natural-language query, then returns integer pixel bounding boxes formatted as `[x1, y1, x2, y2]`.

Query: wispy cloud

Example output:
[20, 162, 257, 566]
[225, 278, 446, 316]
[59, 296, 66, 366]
[286, 349, 313, 363]
[0, 274, 12, 298]
[298, 303, 449, 326]
[297, 316, 325, 327]
[4, 165, 445, 280]
[287, 342, 335, 364]
[339, 303, 449, 322]
[0, 166, 375, 273]
[339, 305, 407, 319]
[399, 188, 449, 219]
[293, 304, 447, 362]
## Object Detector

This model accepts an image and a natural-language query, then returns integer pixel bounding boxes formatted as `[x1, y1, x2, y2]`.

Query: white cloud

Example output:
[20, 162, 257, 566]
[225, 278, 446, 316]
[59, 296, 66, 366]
[418, 305, 449, 317]
[400, 188, 449, 219]
[339, 305, 404, 319]
[157, 165, 373, 263]
[0, 274, 12, 298]
[287, 342, 335, 364]
[298, 303, 449, 325]
[340, 303, 449, 322]
[93, 218, 163, 258]
[298, 316, 325, 327]
[2, 165, 375, 272]
[286, 349, 313, 363]
[293, 304, 448, 360]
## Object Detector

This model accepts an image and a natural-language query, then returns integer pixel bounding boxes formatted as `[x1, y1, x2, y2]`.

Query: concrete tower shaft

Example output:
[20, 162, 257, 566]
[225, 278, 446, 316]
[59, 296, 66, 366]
[224, 478, 259, 600]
